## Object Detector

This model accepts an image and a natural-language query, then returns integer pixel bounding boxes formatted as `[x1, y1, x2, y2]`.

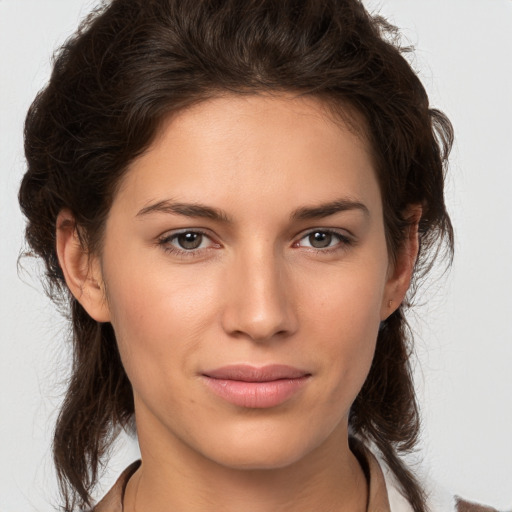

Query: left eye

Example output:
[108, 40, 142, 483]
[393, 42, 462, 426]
[297, 230, 347, 249]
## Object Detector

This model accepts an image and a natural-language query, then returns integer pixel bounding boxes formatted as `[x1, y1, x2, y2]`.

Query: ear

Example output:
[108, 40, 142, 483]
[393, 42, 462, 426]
[381, 205, 422, 320]
[55, 209, 111, 323]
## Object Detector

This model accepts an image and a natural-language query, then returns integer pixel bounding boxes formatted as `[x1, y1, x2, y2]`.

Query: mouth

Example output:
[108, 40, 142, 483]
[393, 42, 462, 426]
[201, 364, 311, 409]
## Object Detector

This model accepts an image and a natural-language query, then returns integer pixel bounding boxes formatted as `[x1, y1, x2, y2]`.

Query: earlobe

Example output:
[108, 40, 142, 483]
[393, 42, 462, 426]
[381, 205, 422, 320]
[55, 210, 111, 323]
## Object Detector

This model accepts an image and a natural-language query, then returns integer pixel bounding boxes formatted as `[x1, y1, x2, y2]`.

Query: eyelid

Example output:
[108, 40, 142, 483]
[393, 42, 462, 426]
[295, 226, 353, 240]
[159, 227, 210, 241]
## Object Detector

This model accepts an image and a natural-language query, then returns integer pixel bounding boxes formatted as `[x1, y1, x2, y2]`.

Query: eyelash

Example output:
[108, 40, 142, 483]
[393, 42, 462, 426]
[157, 228, 353, 258]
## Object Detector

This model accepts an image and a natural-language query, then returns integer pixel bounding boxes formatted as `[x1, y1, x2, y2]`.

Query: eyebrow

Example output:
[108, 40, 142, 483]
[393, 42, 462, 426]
[136, 197, 369, 222]
[290, 199, 369, 221]
[136, 200, 232, 223]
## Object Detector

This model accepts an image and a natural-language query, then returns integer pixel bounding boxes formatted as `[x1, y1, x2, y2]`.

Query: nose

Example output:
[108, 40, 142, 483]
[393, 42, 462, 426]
[220, 246, 298, 342]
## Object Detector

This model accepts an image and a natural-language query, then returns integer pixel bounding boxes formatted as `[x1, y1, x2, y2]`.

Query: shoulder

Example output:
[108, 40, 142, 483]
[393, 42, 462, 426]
[374, 448, 499, 512]
[455, 497, 500, 512]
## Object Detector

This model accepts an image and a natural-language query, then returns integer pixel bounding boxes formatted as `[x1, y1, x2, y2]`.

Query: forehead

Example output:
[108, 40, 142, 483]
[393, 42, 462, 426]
[153, 92, 372, 165]
[116, 93, 380, 218]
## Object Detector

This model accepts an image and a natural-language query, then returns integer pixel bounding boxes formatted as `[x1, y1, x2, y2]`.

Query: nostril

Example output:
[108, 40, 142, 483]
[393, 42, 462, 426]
[224, 319, 296, 343]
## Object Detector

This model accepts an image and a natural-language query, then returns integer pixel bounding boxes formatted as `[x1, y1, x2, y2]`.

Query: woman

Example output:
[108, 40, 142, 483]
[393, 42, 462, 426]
[17, 0, 497, 511]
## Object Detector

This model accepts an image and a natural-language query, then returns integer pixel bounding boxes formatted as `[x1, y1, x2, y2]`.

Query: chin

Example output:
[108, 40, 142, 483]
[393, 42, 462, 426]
[194, 421, 334, 472]
[210, 445, 308, 471]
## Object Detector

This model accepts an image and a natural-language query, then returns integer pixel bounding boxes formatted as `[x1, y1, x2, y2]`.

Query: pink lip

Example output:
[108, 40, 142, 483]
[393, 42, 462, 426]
[201, 364, 311, 409]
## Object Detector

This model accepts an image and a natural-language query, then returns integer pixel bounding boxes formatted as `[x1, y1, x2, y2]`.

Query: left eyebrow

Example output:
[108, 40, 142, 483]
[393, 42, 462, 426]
[291, 198, 370, 221]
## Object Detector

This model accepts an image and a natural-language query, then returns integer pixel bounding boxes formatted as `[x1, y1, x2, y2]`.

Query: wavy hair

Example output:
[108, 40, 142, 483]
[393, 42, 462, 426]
[19, 0, 453, 510]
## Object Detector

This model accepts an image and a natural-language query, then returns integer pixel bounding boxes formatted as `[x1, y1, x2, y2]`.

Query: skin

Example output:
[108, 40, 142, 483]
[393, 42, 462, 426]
[57, 93, 418, 512]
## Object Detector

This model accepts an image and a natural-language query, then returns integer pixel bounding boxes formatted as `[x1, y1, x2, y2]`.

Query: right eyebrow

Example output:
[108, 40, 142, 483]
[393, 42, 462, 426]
[136, 200, 232, 223]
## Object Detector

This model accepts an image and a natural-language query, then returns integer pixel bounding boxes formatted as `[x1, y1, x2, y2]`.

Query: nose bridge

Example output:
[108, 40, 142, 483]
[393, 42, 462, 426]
[221, 241, 297, 341]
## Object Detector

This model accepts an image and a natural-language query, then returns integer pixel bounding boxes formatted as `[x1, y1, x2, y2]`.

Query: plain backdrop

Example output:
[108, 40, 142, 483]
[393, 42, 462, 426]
[1, 1, 511, 510]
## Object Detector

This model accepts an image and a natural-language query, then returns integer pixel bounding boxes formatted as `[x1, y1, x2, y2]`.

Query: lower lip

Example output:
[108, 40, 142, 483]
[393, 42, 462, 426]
[202, 376, 310, 408]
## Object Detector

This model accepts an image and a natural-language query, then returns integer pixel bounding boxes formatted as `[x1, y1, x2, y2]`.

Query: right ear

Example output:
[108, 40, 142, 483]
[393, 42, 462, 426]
[55, 209, 111, 323]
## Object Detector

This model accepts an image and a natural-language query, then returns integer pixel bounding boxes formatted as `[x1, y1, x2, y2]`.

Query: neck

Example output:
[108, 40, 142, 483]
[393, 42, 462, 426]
[124, 421, 368, 512]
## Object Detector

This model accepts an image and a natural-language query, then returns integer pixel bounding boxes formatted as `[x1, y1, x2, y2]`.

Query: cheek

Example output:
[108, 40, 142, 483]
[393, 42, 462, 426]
[300, 261, 386, 399]
[103, 260, 221, 381]
[300, 256, 386, 336]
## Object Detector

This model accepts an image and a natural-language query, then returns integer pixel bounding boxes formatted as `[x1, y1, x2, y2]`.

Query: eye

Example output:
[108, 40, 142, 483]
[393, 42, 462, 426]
[295, 229, 351, 250]
[174, 231, 206, 250]
[158, 229, 219, 254]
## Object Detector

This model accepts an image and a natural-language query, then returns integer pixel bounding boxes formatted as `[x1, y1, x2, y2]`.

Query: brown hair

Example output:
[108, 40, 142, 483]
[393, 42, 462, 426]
[19, 0, 453, 510]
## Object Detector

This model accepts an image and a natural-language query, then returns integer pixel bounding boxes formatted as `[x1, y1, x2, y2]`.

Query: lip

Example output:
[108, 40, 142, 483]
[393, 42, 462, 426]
[201, 364, 311, 409]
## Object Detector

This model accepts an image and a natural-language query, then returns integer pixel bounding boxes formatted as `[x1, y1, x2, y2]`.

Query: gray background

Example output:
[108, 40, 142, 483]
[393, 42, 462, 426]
[1, 0, 511, 509]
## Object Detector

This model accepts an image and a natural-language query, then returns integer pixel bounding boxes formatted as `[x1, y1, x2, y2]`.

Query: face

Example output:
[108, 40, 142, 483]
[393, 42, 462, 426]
[92, 94, 400, 470]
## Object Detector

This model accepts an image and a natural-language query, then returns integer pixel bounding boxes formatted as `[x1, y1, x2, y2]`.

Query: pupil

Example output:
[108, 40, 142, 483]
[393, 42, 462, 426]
[309, 232, 332, 248]
[178, 232, 202, 250]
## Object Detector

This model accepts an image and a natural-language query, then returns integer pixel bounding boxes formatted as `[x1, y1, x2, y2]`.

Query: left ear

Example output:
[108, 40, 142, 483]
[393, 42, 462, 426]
[381, 205, 422, 320]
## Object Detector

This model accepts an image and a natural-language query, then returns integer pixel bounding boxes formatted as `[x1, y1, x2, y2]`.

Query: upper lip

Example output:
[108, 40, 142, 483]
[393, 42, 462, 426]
[202, 364, 310, 382]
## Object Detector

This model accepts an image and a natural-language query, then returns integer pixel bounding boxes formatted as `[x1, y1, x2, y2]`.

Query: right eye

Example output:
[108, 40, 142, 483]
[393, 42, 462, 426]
[158, 229, 219, 255]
